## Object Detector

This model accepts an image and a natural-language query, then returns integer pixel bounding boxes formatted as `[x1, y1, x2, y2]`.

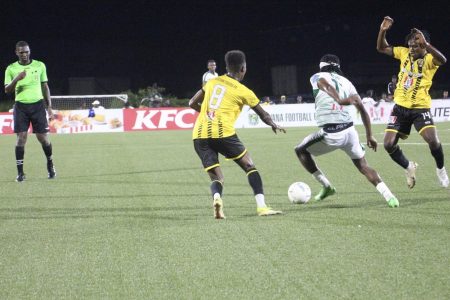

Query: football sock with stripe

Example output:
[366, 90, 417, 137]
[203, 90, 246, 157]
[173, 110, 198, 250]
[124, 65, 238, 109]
[15, 146, 24, 174]
[312, 169, 331, 187]
[247, 169, 266, 208]
[247, 169, 263, 195]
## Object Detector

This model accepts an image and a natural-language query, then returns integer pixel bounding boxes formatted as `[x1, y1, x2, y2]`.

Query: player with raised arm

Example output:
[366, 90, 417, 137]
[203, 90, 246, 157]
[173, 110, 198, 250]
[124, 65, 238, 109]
[294, 54, 399, 208]
[377, 16, 449, 188]
[189, 50, 286, 219]
[4, 41, 56, 182]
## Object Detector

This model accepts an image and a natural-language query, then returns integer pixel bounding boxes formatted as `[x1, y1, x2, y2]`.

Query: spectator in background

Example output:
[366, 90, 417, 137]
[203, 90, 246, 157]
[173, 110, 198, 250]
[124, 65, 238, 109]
[379, 92, 388, 103]
[296, 95, 303, 104]
[202, 59, 218, 86]
[279, 95, 287, 104]
[89, 100, 106, 120]
[387, 75, 397, 101]
[443, 90, 448, 99]
[261, 96, 273, 105]
[92, 100, 105, 110]
[361, 90, 376, 105]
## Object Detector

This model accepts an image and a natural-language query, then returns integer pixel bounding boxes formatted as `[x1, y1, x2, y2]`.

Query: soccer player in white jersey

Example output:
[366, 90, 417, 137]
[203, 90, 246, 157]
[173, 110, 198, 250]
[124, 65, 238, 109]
[202, 59, 218, 86]
[294, 54, 399, 208]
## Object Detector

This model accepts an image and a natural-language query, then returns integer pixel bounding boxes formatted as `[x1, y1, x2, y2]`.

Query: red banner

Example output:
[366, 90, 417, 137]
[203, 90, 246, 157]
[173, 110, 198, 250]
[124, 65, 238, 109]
[123, 108, 198, 131]
[0, 113, 15, 134]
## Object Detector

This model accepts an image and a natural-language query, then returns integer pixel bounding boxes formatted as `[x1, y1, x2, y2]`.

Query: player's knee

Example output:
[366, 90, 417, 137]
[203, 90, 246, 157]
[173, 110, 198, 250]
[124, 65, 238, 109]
[383, 141, 395, 153]
[294, 145, 307, 157]
[428, 140, 440, 150]
[16, 137, 27, 147]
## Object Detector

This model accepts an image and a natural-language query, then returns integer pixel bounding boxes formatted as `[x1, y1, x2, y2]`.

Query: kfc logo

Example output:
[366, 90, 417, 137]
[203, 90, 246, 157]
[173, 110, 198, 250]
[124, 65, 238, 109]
[124, 108, 198, 131]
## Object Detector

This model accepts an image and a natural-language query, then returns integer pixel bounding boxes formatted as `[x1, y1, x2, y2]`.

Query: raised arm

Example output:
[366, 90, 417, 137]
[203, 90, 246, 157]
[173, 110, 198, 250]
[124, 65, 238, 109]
[4, 70, 26, 94]
[251, 104, 286, 134]
[376, 16, 394, 56]
[188, 89, 205, 112]
[317, 78, 352, 105]
[412, 28, 447, 66]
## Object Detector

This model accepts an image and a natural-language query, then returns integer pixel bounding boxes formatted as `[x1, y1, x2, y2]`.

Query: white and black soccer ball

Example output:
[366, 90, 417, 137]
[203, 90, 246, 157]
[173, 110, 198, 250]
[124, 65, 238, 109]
[288, 182, 311, 204]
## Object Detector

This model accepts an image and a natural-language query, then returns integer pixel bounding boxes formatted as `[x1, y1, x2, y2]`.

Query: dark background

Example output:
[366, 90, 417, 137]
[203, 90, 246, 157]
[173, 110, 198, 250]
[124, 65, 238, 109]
[1, 0, 449, 100]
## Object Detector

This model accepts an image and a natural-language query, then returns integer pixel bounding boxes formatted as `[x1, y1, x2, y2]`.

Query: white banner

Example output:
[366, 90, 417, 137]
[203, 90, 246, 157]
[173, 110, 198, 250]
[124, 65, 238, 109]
[235, 100, 450, 128]
[235, 104, 317, 128]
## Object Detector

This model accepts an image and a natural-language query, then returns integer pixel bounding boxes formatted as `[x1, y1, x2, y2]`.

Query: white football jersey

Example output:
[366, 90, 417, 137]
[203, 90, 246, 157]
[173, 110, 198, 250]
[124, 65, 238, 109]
[310, 72, 358, 126]
[202, 71, 218, 86]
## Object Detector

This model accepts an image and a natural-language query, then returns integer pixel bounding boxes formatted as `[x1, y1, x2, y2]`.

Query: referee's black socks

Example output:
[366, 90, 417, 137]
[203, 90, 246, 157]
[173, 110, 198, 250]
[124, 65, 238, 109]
[42, 143, 53, 161]
[15, 146, 24, 174]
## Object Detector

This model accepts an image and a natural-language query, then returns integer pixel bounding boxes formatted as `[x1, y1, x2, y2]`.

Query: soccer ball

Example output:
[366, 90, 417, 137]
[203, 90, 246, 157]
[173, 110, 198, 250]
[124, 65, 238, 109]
[288, 182, 311, 204]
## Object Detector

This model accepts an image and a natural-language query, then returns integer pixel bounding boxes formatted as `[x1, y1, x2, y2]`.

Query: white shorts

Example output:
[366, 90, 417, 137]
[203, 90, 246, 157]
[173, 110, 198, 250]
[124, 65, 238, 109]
[297, 126, 365, 159]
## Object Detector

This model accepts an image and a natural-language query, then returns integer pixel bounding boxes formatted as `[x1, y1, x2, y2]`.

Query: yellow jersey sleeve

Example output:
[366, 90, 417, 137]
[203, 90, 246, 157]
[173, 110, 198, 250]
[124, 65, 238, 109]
[393, 46, 408, 60]
[241, 88, 260, 108]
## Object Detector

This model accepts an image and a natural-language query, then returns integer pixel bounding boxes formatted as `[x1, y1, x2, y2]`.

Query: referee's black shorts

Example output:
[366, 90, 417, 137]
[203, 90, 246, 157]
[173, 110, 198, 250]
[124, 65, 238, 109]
[13, 100, 49, 133]
[193, 134, 247, 171]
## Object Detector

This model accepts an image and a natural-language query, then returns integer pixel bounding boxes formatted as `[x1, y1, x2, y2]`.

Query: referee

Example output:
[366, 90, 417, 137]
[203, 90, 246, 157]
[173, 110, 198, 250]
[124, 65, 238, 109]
[4, 41, 56, 182]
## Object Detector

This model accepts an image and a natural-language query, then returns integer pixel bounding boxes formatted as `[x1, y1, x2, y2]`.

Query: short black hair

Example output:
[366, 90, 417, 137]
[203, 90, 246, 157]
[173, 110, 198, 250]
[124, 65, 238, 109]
[16, 41, 29, 49]
[225, 50, 246, 73]
[319, 54, 343, 75]
[405, 29, 431, 45]
[207, 59, 216, 64]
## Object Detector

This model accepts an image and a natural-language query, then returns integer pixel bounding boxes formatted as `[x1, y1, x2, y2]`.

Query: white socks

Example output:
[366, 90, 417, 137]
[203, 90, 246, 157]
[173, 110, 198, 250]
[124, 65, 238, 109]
[255, 194, 266, 208]
[376, 182, 395, 201]
[312, 170, 331, 187]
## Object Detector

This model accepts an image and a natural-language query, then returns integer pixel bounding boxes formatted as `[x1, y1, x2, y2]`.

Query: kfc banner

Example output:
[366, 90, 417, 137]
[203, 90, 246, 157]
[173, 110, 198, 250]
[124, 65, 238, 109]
[2, 100, 449, 135]
[0, 113, 15, 134]
[123, 108, 198, 131]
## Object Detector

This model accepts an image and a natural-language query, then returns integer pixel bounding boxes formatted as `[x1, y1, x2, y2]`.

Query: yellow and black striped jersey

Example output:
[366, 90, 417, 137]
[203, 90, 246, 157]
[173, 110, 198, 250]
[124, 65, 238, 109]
[192, 75, 260, 139]
[393, 47, 439, 109]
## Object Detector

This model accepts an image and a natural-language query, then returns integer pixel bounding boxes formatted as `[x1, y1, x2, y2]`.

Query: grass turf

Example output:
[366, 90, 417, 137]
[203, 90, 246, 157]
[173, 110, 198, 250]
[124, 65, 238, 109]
[0, 124, 449, 299]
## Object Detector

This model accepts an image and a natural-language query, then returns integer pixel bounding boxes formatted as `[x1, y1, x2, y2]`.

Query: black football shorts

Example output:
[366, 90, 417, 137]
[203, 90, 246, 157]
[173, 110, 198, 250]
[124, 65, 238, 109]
[386, 104, 435, 136]
[13, 100, 49, 134]
[193, 134, 247, 171]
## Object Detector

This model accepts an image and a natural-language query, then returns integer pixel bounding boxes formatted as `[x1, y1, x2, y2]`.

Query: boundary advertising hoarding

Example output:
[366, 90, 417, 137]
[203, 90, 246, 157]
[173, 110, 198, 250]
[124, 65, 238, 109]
[1, 100, 449, 135]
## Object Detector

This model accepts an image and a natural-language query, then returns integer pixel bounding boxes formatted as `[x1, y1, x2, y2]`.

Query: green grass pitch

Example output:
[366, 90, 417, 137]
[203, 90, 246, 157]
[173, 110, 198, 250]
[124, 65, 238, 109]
[0, 124, 449, 299]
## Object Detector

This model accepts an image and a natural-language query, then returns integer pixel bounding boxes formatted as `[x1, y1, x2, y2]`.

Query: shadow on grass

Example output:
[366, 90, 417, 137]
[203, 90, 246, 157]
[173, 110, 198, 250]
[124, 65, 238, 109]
[0, 166, 201, 183]
[0, 206, 208, 221]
